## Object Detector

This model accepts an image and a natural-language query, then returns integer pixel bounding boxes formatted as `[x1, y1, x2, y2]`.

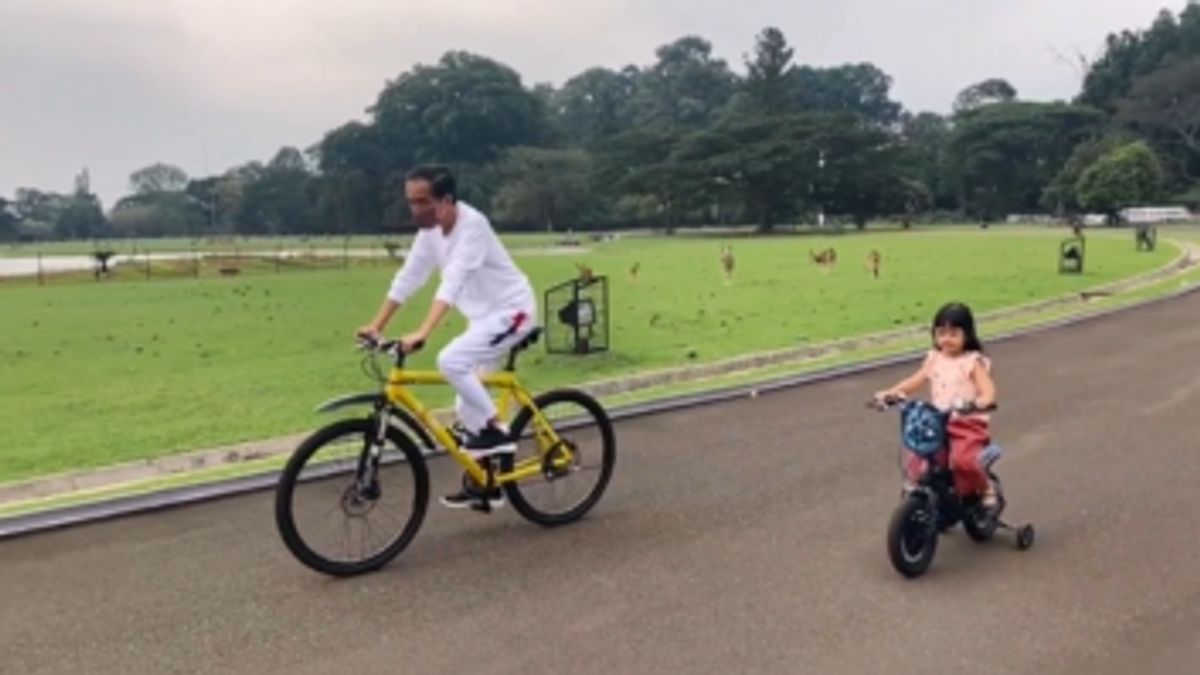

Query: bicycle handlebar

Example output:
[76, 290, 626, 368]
[355, 334, 424, 364]
[866, 395, 997, 414]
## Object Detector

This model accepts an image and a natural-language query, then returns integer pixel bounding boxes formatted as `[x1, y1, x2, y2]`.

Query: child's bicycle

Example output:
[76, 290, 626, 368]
[274, 328, 616, 577]
[868, 395, 1034, 579]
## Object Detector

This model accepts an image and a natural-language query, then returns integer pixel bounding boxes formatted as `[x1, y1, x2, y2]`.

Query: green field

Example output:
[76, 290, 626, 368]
[0, 232, 574, 258]
[0, 229, 1174, 483]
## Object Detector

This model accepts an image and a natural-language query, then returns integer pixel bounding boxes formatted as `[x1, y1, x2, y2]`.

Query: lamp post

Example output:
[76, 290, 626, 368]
[817, 149, 826, 228]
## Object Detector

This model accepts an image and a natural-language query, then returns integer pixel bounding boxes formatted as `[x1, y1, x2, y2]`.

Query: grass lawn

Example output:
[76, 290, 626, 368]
[0, 228, 1173, 483]
[0, 232, 573, 258]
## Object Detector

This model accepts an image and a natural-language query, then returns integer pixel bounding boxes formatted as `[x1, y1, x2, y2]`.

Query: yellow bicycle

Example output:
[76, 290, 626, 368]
[274, 328, 617, 576]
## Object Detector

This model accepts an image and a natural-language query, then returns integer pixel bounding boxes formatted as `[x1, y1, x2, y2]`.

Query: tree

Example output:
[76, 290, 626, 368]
[630, 36, 736, 131]
[1115, 53, 1200, 180]
[671, 114, 818, 231]
[0, 197, 17, 241]
[314, 122, 387, 232]
[810, 115, 908, 228]
[314, 170, 379, 234]
[598, 127, 689, 231]
[899, 112, 956, 210]
[899, 178, 934, 226]
[372, 51, 549, 169]
[187, 176, 233, 235]
[268, 146, 308, 173]
[73, 168, 92, 196]
[791, 63, 903, 127]
[13, 188, 69, 225]
[947, 102, 1103, 219]
[7, 176, 109, 241]
[1079, 5, 1200, 111]
[491, 147, 592, 230]
[235, 147, 318, 235]
[1172, 181, 1200, 211]
[1076, 141, 1164, 220]
[531, 82, 557, 128]
[953, 78, 1018, 114]
[1041, 136, 1128, 214]
[111, 192, 202, 237]
[552, 67, 640, 148]
[326, 50, 554, 223]
[129, 163, 189, 195]
[57, 193, 107, 240]
[744, 27, 795, 113]
[116, 163, 203, 236]
[54, 168, 110, 240]
[109, 203, 162, 238]
[670, 112, 907, 231]
[236, 175, 317, 235]
[16, 219, 55, 241]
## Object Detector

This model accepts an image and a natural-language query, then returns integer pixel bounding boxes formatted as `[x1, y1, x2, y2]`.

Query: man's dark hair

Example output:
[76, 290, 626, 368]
[405, 165, 457, 202]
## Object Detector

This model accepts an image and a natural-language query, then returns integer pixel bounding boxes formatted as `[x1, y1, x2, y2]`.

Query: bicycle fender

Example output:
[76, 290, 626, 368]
[314, 392, 383, 414]
[314, 393, 437, 451]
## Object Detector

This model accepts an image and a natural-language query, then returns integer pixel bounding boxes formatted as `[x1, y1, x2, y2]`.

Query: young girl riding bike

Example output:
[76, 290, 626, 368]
[874, 302, 999, 508]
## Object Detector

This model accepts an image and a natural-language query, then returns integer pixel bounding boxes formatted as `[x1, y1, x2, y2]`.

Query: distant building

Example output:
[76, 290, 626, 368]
[1119, 206, 1194, 224]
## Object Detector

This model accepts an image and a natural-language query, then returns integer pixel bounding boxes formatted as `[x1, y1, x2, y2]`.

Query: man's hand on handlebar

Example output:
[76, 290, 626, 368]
[397, 331, 427, 354]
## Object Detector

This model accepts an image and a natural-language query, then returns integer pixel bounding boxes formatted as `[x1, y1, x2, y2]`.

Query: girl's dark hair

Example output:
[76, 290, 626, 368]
[932, 302, 984, 352]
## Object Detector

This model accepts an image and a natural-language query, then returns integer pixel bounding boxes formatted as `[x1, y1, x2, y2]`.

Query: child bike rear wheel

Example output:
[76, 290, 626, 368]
[1016, 524, 1036, 550]
[963, 507, 998, 542]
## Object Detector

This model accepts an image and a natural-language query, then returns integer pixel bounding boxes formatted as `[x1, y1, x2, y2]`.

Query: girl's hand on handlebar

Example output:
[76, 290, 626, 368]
[951, 399, 997, 414]
[869, 390, 906, 409]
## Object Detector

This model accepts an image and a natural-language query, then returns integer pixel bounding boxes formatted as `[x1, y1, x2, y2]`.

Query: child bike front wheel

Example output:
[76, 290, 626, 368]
[887, 495, 939, 578]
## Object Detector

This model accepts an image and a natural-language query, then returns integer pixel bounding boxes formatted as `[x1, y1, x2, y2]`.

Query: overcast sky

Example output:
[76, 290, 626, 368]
[0, 0, 1180, 208]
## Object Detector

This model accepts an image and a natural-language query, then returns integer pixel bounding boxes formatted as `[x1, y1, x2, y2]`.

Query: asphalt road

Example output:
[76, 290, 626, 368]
[3, 291, 1200, 675]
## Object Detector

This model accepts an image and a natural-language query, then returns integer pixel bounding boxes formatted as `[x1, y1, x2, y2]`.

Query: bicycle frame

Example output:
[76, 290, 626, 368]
[382, 365, 573, 486]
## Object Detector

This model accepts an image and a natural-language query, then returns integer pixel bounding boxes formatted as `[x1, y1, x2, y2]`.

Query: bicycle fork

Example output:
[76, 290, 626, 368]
[353, 412, 389, 501]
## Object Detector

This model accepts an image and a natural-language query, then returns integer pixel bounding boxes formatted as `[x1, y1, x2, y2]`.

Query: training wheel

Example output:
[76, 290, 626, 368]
[1016, 524, 1035, 551]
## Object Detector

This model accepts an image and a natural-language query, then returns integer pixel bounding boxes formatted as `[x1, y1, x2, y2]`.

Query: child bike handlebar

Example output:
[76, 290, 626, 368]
[866, 394, 997, 414]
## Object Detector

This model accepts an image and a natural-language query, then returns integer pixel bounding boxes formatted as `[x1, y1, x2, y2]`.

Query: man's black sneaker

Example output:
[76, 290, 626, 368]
[439, 484, 505, 510]
[463, 423, 516, 459]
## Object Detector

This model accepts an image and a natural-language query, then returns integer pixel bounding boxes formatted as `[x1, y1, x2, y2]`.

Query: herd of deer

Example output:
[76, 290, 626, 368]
[613, 245, 883, 284]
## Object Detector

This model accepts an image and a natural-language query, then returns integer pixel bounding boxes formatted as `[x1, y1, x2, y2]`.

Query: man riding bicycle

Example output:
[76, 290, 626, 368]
[357, 165, 538, 509]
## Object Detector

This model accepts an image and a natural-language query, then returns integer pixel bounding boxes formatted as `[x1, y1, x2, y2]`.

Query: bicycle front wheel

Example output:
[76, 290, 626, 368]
[502, 389, 616, 527]
[275, 418, 429, 576]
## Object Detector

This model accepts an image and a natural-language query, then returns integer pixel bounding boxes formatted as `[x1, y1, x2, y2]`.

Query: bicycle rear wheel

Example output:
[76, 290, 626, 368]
[275, 418, 429, 576]
[501, 389, 616, 527]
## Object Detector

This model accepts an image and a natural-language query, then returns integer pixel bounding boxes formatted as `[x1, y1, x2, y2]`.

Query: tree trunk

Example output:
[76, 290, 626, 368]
[757, 205, 774, 233]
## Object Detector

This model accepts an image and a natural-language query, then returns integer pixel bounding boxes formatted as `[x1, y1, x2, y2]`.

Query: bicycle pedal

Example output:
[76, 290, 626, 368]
[470, 498, 493, 514]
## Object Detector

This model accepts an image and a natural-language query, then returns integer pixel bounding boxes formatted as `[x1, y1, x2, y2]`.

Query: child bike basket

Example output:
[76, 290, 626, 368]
[899, 400, 948, 458]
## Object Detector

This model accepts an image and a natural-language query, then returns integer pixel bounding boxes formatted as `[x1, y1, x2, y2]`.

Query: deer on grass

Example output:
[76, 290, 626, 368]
[810, 247, 837, 272]
[720, 245, 735, 283]
[867, 249, 882, 279]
